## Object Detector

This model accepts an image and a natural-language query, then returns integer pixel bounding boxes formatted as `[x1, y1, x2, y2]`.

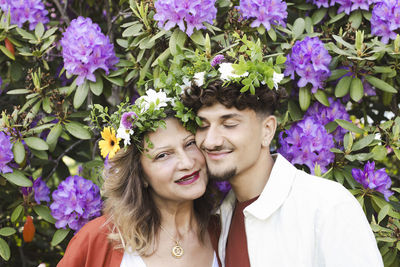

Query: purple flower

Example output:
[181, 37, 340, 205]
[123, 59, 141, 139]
[371, 0, 400, 44]
[305, 98, 350, 142]
[60, 17, 119, 86]
[278, 117, 335, 174]
[0, 0, 49, 30]
[21, 177, 50, 204]
[211, 55, 225, 67]
[154, 0, 217, 36]
[309, 0, 331, 8]
[33, 177, 50, 203]
[352, 161, 394, 201]
[215, 181, 231, 196]
[50, 175, 102, 231]
[284, 37, 331, 93]
[0, 131, 13, 174]
[121, 111, 138, 129]
[236, 0, 287, 30]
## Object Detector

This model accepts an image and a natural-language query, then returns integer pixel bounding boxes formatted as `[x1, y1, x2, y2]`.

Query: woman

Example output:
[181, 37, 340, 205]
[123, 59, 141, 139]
[58, 91, 221, 266]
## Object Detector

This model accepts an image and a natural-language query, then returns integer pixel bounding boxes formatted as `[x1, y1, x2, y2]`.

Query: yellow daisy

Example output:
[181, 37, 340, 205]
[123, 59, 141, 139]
[99, 127, 120, 159]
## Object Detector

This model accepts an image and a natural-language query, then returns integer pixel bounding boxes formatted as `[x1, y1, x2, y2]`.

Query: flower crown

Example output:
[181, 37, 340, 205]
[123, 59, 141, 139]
[90, 89, 197, 159]
[173, 33, 286, 95]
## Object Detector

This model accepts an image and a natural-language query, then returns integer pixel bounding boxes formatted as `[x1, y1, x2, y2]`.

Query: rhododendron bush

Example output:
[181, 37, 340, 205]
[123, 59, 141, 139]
[0, 0, 399, 265]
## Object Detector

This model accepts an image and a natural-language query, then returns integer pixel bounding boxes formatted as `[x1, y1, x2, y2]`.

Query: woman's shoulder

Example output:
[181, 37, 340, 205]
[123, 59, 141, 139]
[77, 215, 111, 237]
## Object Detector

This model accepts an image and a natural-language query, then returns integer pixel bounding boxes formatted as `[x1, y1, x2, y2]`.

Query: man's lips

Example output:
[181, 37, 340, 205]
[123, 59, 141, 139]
[205, 150, 232, 160]
[175, 170, 200, 185]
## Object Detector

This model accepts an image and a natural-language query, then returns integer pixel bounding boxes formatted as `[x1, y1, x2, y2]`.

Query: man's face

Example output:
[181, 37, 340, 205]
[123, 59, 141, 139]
[195, 103, 266, 181]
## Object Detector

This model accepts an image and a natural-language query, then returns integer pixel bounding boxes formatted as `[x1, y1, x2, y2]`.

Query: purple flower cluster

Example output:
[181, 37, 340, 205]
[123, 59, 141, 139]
[154, 0, 217, 36]
[50, 175, 102, 231]
[21, 177, 50, 204]
[284, 37, 331, 93]
[371, 0, 400, 44]
[308, 0, 375, 14]
[305, 98, 350, 142]
[0, 131, 13, 174]
[211, 55, 225, 67]
[0, 0, 49, 30]
[60, 17, 119, 86]
[236, 0, 287, 30]
[278, 117, 335, 174]
[352, 161, 394, 201]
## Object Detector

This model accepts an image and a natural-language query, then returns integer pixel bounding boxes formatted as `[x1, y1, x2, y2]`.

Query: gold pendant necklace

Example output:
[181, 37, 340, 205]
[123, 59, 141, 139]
[160, 225, 184, 258]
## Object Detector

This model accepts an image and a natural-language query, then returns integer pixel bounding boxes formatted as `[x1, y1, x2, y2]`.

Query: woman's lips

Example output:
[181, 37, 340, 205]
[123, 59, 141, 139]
[175, 171, 200, 185]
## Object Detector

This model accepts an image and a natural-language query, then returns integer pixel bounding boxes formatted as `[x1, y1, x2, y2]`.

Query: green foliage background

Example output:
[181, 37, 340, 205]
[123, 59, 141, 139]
[0, 0, 399, 266]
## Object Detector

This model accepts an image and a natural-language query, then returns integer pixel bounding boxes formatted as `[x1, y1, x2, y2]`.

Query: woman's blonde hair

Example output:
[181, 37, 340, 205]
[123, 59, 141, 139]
[102, 117, 220, 255]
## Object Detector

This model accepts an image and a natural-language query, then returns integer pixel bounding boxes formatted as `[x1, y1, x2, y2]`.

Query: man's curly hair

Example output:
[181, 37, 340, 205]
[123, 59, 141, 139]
[182, 80, 286, 116]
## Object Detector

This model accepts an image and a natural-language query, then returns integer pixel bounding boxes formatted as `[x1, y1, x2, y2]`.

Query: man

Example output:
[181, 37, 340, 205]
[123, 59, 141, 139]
[183, 80, 383, 267]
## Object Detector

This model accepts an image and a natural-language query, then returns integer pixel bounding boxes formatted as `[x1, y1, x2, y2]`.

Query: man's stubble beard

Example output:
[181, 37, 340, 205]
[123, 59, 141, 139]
[207, 167, 237, 181]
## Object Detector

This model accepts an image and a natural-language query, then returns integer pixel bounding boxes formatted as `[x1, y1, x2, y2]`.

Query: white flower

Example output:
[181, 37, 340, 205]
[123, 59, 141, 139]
[273, 71, 284, 89]
[218, 63, 248, 81]
[193, 71, 205, 87]
[177, 76, 192, 94]
[136, 89, 172, 112]
[116, 125, 134, 146]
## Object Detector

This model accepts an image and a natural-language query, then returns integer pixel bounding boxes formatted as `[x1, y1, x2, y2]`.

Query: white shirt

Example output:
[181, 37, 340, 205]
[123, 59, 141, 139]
[217, 154, 383, 267]
[120, 251, 219, 267]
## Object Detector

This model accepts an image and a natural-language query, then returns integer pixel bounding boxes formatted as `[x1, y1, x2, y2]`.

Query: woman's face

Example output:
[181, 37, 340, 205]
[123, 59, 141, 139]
[141, 118, 207, 206]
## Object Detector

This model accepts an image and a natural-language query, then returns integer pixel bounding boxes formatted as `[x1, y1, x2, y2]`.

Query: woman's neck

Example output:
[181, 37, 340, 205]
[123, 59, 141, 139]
[157, 199, 198, 237]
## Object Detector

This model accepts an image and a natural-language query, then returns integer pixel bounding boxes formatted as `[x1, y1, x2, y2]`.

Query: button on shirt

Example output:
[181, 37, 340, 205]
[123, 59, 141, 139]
[216, 154, 383, 267]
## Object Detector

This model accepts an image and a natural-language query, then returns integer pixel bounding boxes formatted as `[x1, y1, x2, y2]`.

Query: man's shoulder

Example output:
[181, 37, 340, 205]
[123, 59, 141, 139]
[292, 169, 356, 206]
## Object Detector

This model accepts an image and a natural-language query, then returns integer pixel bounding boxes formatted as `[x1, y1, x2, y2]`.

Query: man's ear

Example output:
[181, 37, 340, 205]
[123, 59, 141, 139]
[261, 115, 277, 148]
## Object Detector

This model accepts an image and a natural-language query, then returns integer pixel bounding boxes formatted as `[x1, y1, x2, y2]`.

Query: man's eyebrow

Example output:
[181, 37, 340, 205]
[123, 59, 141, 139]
[198, 113, 243, 121]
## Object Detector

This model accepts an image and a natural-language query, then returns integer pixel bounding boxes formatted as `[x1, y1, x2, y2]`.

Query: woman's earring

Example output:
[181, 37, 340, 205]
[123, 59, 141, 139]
[143, 181, 149, 188]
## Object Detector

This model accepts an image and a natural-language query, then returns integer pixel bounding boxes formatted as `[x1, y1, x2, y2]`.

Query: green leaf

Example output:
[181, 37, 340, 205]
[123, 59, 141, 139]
[335, 119, 364, 134]
[73, 81, 89, 109]
[190, 30, 205, 46]
[6, 89, 30, 95]
[325, 121, 338, 133]
[11, 205, 23, 223]
[349, 10, 362, 29]
[0, 228, 16, 237]
[292, 18, 305, 39]
[344, 153, 374, 161]
[312, 8, 327, 25]
[89, 75, 103, 96]
[0, 45, 15, 60]
[169, 29, 187, 56]
[350, 77, 364, 102]
[371, 145, 387, 161]
[46, 124, 63, 150]
[51, 229, 70, 246]
[335, 76, 352, 97]
[328, 69, 349, 81]
[12, 141, 25, 164]
[378, 204, 390, 224]
[314, 90, 330, 106]
[35, 22, 44, 39]
[24, 137, 49, 151]
[328, 12, 346, 24]
[65, 121, 91, 140]
[288, 100, 302, 121]
[42, 97, 51, 113]
[103, 76, 124, 86]
[352, 134, 375, 151]
[299, 87, 311, 111]
[2, 170, 32, 187]
[33, 205, 56, 224]
[267, 28, 277, 42]
[364, 75, 397, 93]
[16, 27, 35, 40]
[0, 237, 10, 261]
[122, 23, 143, 37]
[392, 148, 400, 161]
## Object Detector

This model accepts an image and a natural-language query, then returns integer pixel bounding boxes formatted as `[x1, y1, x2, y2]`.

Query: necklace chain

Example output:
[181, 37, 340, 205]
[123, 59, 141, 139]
[160, 224, 184, 259]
